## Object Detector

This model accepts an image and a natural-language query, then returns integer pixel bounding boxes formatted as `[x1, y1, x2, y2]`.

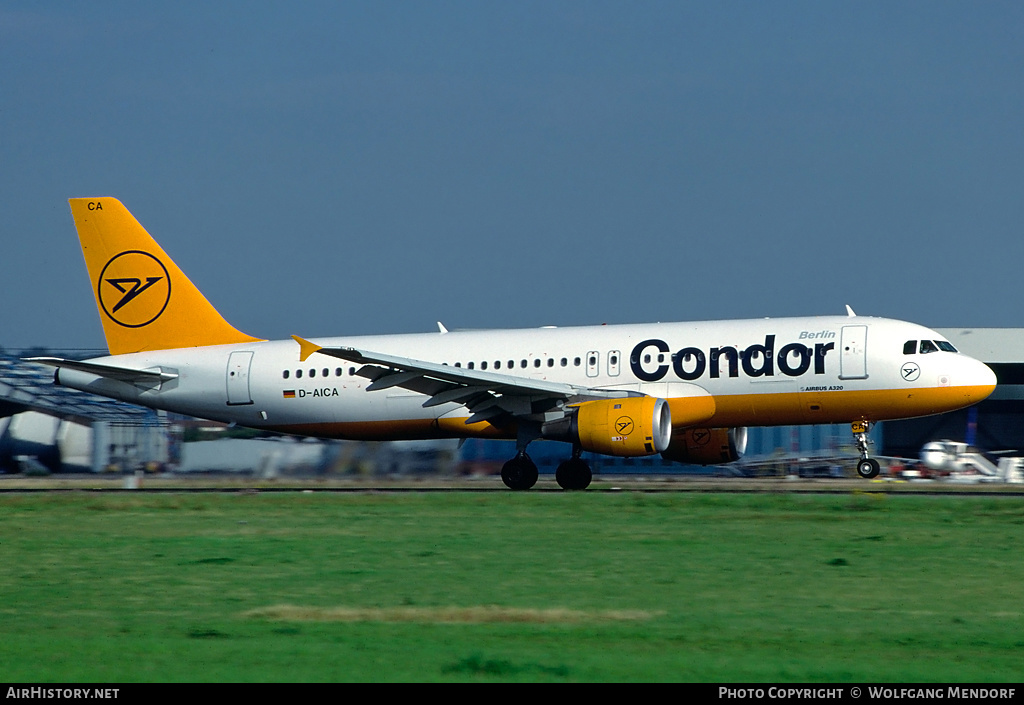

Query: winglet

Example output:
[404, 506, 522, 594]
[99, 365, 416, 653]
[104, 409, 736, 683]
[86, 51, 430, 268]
[292, 335, 322, 362]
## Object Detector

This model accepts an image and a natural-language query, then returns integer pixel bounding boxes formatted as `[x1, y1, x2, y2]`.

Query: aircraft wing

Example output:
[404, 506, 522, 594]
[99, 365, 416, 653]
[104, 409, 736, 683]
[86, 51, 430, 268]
[292, 336, 643, 425]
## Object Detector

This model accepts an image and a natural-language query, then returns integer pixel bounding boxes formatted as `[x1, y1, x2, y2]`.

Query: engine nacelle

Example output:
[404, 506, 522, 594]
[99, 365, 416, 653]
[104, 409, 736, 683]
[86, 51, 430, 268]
[660, 427, 747, 465]
[568, 397, 672, 457]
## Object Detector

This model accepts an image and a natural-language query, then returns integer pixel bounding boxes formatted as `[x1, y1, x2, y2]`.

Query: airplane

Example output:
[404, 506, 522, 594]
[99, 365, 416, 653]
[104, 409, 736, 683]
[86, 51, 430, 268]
[918, 440, 1024, 483]
[26, 197, 998, 490]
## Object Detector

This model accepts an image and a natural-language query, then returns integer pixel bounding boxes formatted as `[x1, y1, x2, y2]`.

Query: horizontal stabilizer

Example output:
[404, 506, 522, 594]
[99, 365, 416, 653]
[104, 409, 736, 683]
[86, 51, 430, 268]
[24, 357, 177, 387]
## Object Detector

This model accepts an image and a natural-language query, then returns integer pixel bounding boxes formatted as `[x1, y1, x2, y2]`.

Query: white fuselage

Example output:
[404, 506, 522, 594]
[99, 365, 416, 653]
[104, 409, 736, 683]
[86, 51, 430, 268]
[56, 314, 997, 442]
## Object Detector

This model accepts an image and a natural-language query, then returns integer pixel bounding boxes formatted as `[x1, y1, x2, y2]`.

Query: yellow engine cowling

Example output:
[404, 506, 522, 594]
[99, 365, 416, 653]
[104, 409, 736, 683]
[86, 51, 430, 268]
[572, 397, 672, 457]
[660, 427, 747, 465]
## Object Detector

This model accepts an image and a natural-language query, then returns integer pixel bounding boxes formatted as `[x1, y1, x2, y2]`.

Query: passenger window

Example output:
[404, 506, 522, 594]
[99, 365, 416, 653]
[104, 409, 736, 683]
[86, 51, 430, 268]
[920, 340, 938, 354]
[534, 359, 541, 368]
[335, 368, 342, 376]
[561, 358, 567, 367]
[521, 360, 527, 368]
[481, 361, 487, 370]
[322, 368, 329, 378]
[574, 357, 581, 366]
[547, 358, 554, 367]
[283, 370, 290, 379]
[904, 340, 917, 355]
[468, 362, 475, 370]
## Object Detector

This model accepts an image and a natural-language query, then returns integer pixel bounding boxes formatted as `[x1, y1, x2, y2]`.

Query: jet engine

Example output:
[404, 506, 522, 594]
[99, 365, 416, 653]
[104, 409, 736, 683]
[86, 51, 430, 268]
[660, 427, 747, 465]
[547, 396, 672, 457]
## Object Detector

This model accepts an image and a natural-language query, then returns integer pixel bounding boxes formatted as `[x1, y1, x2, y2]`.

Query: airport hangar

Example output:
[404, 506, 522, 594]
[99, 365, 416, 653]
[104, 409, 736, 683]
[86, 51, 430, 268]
[2, 327, 1024, 474]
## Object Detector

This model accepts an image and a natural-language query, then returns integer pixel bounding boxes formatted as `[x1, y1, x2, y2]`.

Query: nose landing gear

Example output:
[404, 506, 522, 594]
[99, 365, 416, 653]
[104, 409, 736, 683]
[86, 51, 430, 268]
[852, 421, 880, 479]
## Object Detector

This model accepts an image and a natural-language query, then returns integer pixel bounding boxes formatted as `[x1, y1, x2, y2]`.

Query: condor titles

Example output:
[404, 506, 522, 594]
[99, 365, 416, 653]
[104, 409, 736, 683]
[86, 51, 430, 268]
[630, 335, 835, 382]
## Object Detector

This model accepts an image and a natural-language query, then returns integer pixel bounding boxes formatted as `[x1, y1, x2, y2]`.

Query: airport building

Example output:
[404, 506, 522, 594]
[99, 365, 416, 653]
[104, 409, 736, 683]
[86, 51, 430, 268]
[0, 352, 168, 474]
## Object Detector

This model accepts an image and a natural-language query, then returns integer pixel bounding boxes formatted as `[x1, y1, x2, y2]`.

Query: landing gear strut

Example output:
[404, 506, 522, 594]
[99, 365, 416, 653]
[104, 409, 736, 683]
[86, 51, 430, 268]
[555, 446, 592, 491]
[852, 421, 880, 479]
[501, 451, 538, 490]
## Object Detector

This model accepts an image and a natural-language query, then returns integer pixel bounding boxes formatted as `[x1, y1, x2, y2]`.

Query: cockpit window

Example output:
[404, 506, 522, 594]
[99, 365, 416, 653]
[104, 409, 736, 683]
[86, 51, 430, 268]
[936, 341, 958, 353]
[903, 340, 917, 355]
[920, 340, 939, 354]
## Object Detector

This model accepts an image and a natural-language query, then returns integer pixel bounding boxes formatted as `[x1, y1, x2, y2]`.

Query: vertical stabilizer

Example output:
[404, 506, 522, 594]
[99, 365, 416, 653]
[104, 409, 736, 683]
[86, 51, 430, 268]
[69, 198, 263, 354]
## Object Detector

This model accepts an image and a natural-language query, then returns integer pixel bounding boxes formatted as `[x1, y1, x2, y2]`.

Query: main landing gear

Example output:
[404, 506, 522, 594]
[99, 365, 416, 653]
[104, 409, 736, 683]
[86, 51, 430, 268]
[499, 446, 593, 490]
[555, 446, 592, 491]
[852, 421, 880, 479]
[501, 451, 538, 491]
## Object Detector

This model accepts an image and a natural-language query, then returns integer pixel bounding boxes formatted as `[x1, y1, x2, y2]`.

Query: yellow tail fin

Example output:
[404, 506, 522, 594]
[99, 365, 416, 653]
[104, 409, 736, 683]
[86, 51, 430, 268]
[69, 198, 263, 354]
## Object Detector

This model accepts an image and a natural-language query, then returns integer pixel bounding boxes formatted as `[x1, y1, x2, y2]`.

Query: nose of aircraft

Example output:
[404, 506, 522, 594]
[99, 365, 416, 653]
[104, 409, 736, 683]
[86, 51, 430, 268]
[967, 356, 998, 401]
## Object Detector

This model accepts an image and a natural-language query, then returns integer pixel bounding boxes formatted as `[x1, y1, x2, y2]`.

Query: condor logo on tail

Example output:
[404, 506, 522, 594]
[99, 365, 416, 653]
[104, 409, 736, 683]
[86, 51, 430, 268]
[97, 250, 171, 328]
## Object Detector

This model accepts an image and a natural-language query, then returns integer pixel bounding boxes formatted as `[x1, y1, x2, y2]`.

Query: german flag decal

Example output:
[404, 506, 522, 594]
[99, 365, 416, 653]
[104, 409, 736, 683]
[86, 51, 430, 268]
[283, 390, 296, 399]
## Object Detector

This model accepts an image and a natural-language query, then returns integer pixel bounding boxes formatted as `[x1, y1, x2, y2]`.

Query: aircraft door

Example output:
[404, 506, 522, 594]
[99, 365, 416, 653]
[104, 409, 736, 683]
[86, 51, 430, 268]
[839, 325, 868, 380]
[586, 351, 599, 378]
[226, 351, 254, 405]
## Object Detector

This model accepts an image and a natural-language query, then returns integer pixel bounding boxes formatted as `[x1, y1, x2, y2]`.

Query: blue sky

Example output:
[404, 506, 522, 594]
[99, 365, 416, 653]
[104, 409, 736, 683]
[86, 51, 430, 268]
[3, 2, 1024, 350]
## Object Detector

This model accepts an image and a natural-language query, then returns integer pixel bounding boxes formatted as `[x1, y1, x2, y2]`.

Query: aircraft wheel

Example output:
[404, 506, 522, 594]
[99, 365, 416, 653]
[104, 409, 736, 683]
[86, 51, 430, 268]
[555, 458, 592, 491]
[856, 458, 880, 479]
[501, 453, 538, 490]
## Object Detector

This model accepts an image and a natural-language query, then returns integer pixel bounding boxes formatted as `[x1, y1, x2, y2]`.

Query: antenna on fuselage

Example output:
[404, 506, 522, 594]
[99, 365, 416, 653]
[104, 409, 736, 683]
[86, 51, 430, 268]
[845, 305, 857, 317]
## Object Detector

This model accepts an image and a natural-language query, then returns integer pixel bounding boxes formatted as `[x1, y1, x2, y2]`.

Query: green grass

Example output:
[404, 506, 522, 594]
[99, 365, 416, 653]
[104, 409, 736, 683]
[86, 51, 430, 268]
[0, 491, 1022, 681]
